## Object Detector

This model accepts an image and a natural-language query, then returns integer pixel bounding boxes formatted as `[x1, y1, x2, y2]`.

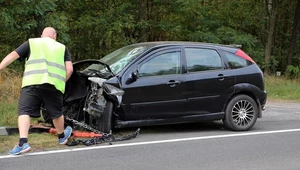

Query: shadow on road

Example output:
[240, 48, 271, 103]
[113, 121, 226, 135]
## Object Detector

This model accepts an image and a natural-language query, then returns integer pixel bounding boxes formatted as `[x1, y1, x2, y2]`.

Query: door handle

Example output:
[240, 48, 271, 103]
[166, 80, 180, 87]
[217, 74, 227, 81]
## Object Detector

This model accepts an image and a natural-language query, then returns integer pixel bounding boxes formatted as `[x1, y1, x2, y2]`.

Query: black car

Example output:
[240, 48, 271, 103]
[43, 41, 267, 133]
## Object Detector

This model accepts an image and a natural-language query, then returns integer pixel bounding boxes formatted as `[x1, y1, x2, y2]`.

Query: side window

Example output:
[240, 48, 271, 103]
[138, 51, 180, 77]
[223, 51, 252, 69]
[185, 48, 222, 72]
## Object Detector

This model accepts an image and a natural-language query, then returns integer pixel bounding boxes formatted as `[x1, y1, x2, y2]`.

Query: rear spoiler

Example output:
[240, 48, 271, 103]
[226, 44, 242, 48]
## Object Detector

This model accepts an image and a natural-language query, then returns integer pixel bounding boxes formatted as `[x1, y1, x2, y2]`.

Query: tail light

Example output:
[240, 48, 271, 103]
[235, 49, 255, 64]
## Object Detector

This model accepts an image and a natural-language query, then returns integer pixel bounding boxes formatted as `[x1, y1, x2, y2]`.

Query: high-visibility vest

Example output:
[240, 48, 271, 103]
[22, 37, 66, 93]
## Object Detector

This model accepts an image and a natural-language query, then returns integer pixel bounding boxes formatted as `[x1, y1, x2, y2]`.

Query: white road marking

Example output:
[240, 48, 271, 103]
[1, 128, 300, 159]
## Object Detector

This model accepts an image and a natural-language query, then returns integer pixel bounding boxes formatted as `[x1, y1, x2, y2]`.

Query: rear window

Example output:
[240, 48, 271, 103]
[223, 51, 253, 69]
[185, 48, 223, 72]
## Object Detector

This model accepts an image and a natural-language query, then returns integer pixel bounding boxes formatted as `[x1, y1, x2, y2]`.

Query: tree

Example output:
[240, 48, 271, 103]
[138, 0, 149, 42]
[286, 0, 300, 69]
[0, 0, 68, 71]
[264, 0, 281, 75]
[0, 0, 299, 75]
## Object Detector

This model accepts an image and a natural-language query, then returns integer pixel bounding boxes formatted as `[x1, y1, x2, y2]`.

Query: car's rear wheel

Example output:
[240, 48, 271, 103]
[223, 95, 258, 131]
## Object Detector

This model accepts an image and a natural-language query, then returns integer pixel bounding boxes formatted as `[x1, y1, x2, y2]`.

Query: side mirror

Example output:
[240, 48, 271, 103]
[130, 71, 138, 81]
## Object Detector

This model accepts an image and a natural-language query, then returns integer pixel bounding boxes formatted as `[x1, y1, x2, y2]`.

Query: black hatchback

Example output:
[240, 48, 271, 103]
[43, 41, 267, 132]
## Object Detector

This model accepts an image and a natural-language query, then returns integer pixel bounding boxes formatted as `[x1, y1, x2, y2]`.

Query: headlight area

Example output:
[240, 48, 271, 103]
[83, 81, 107, 118]
[84, 77, 125, 118]
[102, 83, 125, 107]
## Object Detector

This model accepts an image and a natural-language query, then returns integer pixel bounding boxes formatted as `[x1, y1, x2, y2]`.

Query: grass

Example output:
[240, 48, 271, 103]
[0, 69, 42, 127]
[0, 133, 67, 155]
[264, 76, 300, 102]
[0, 103, 18, 126]
[0, 69, 21, 127]
[0, 69, 300, 154]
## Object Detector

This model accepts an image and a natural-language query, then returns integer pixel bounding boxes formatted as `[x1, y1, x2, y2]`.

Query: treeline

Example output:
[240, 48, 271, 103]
[0, 0, 299, 77]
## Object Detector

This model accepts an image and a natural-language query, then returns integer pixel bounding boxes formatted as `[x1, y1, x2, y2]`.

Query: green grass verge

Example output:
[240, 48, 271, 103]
[0, 103, 18, 127]
[0, 133, 67, 155]
[265, 76, 300, 101]
[0, 102, 44, 127]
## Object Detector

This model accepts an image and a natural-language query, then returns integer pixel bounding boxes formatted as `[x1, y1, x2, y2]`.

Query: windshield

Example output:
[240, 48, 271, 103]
[98, 45, 148, 74]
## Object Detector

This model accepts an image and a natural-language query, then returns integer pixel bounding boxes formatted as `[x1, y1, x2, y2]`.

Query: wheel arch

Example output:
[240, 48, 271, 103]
[223, 83, 263, 118]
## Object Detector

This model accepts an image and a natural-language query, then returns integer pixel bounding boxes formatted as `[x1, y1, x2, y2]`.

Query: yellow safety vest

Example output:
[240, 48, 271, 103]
[22, 37, 66, 93]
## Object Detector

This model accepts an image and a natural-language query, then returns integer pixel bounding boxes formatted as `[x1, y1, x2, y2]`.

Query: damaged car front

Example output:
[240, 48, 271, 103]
[42, 45, 149, 133]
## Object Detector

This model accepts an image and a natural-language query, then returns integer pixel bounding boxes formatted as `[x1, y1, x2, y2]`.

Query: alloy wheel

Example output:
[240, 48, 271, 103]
[231, 100, 255, 127]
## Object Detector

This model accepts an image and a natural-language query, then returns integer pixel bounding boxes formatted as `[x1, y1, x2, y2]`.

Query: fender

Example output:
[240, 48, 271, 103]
[224, 83, 266, 118]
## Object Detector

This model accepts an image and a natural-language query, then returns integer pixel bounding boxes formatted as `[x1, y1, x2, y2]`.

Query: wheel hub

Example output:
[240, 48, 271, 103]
[238, 109, 247, 119]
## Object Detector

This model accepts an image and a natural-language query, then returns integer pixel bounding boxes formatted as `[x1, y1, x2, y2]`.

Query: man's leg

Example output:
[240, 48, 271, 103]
[41, 87, 72, 145]
[52, 115, 72, 145]
[9, 115, 32, 155]
[18, 86, 41, 140]
[40, 86, 72, 145]
[9, 87, 40, 155]
[52, 115, 64, 134]
[18, 115, 31, 138]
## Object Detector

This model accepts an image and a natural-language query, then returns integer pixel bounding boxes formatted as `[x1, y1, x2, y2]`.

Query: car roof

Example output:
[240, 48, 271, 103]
[128, 41, 240, 53]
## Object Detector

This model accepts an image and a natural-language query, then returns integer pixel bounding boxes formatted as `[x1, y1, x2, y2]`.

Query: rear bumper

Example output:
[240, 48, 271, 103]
[262, 104, 266, 111]
[257, 90, 267, 118]
[261, 90, 267, 108]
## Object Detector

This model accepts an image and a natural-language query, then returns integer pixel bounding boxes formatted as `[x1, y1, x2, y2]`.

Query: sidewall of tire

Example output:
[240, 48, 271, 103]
[41, 108, 53, 125]
[223, 95, 258, 131]
[98, 101, 113, 133]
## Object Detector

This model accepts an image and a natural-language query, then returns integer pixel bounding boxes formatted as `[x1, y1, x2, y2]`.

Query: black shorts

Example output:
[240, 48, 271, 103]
[18, 84, 63, 119]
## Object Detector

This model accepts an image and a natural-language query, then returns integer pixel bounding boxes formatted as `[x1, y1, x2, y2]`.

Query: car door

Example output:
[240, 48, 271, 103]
[184, 47, 235, 114]
[121, 47, 186, 120]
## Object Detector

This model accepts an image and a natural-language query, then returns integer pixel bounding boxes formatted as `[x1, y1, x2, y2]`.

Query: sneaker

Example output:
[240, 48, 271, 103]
[9, 143, 31, 155]
[59, 126, 72, 145]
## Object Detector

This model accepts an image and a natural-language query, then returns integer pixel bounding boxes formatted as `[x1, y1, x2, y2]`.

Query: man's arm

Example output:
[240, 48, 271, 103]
[0, 41, 29, 71]
[0, 51, 20, 70]
[65, 61, 73, 81]
[64, 48, 73, 81]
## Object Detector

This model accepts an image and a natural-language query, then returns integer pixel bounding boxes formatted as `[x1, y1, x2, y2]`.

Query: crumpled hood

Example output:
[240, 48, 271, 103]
[64, 71, 88, 102]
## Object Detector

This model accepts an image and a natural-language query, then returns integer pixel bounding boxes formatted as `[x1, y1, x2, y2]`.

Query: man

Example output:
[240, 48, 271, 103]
[0, 27, 73, 155]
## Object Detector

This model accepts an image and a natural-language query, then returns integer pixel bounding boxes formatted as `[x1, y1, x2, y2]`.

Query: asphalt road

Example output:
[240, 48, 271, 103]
[1, 101, 300, 170]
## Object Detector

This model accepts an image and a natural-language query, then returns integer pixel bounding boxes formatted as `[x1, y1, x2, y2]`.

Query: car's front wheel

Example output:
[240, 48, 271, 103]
[89, 101, 113, 133]
[223, 95, 258, 131]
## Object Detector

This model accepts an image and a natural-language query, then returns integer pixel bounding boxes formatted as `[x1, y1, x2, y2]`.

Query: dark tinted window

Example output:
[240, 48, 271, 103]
[139, 51, 180, 77]
[185, 48, 222, 72]
[223, 51, 252, 69]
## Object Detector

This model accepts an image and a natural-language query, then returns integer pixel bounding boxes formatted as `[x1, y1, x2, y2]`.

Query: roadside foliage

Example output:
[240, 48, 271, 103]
[0, 0, 299, 75]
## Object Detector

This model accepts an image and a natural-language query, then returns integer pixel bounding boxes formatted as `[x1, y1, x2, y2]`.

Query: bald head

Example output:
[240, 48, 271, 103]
[41, 27, 57, 40]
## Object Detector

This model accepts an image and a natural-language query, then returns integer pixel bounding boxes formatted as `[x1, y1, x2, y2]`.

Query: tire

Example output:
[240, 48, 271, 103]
[97, 101, 113, 133]
[222, 95, 258, 131]
[41, 107, 53, 125]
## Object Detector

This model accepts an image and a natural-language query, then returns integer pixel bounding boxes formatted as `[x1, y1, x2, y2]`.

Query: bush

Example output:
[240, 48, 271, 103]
[286, 65, 300, 79]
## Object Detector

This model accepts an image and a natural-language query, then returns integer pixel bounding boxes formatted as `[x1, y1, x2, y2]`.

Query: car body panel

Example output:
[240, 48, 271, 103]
[184, 69, 236, 114]
[120, 47, 187, 120]
[181, 46, 236, 114]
